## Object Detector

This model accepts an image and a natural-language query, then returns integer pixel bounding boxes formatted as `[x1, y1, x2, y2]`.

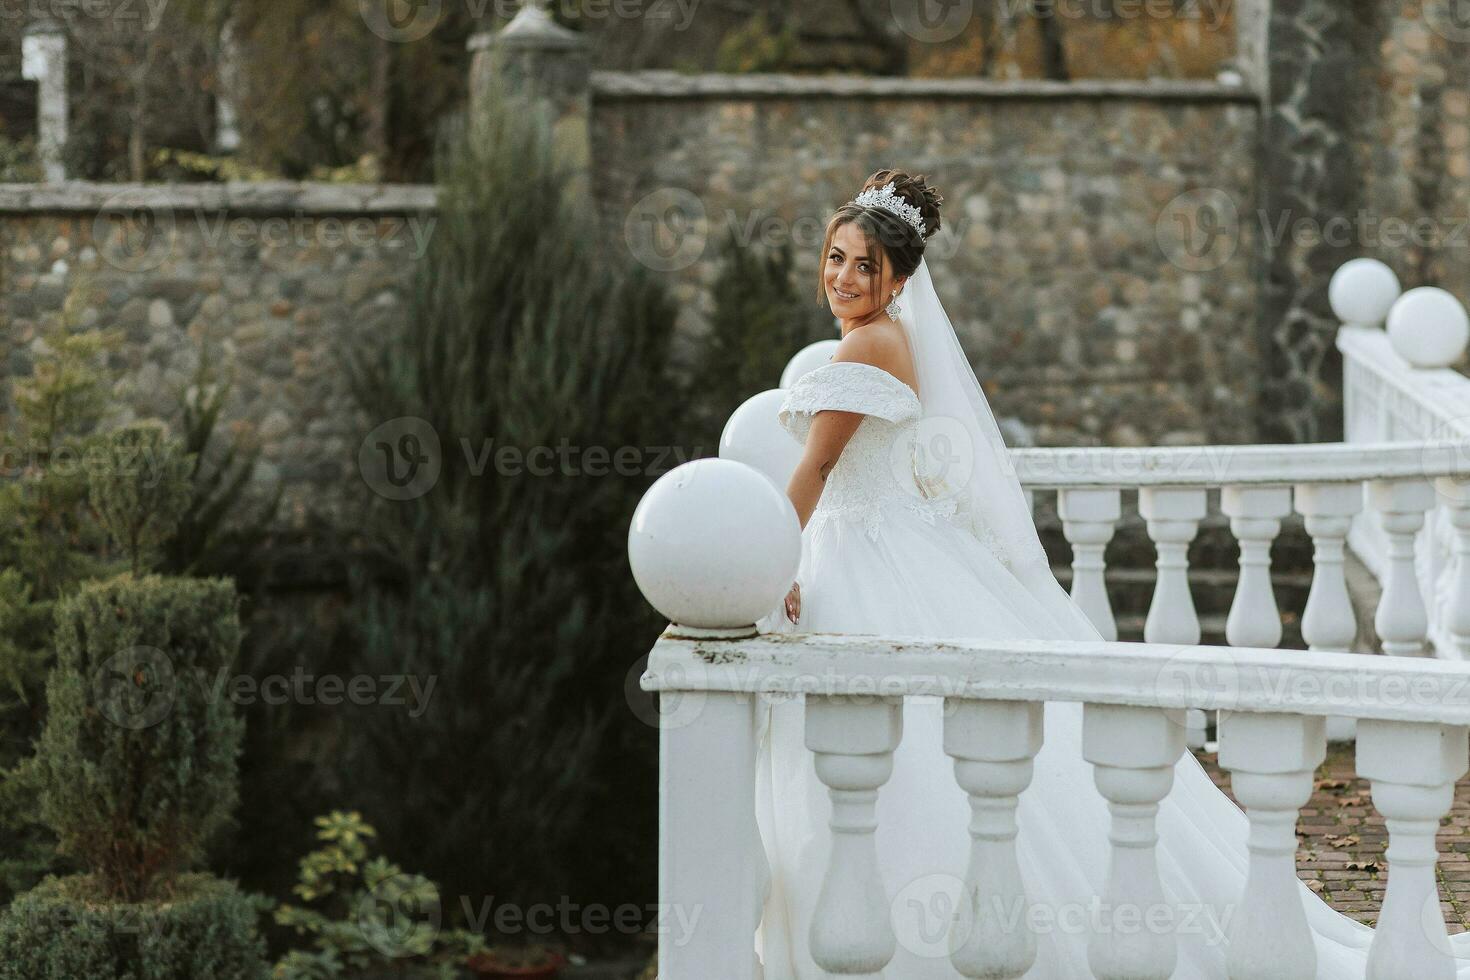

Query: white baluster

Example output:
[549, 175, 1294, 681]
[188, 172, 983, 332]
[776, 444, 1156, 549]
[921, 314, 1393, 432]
[658, 693, 764, 979]
[1294, 482, 1365, 653]
[1358, 720, 1470, 980]
[1217, 712, 1327, 980]
[942, 699, 1044, 979]
[1367, 479, 1436, 656]
[1221, 486, 1292, 649]
[1082, 703, 1186, 980]
[1059, 488, 1122, 641]
[1296, 481, 1369, 740]
[1139, 487, 1208, 747]
[806, 695, 903, 976]
[1436, 476, 1470, 660]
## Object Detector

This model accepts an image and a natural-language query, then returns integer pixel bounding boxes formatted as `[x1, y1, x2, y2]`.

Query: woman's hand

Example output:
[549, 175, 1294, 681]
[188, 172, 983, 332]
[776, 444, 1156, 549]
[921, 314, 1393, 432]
[784, 581, 801, 624]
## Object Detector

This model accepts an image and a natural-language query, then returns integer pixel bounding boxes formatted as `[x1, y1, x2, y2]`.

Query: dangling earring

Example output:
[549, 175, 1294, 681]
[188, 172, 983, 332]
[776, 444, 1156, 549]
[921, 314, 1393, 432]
[886, 289, 902, 319]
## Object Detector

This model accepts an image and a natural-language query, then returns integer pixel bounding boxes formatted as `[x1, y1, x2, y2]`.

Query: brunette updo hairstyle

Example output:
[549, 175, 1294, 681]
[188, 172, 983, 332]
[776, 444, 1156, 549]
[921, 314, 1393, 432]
[816, 168, 944, 309]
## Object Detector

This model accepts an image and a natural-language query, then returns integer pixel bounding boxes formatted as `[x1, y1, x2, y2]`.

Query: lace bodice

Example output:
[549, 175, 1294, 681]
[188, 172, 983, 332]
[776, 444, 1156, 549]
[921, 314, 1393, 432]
[779, 361, 960, 541]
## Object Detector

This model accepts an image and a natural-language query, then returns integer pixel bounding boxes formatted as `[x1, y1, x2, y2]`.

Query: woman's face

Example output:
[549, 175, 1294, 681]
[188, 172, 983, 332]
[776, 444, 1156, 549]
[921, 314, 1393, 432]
[825, 221, 903, 318]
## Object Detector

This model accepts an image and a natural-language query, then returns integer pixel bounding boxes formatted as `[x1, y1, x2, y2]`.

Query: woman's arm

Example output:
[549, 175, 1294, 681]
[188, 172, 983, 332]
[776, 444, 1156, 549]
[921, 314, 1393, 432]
[781, 325, 907, 623]
[782, 409, 860, 624]
[786, 324, 909, 527]
[785, 409, 863, 530]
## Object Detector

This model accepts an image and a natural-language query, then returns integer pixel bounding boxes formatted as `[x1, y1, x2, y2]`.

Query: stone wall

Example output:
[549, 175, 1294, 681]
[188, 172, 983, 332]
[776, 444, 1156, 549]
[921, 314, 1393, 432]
[13, 0, 1467, 527]
[1252, 0, 1470, 442]
[589, 73, 1262, 447]
[1357, 0, 1470, 324]
[0, 183, 434, 527]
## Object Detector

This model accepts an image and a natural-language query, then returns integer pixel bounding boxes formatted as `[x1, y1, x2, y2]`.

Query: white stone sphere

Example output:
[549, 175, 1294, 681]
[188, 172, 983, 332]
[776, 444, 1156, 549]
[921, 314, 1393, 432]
[1386, 287, 1470, 368]
[1329, 258, 1401, 327]
[719, 389, 801, 490]
[628, 458, 800, 630]
[780, 339, 840, 388]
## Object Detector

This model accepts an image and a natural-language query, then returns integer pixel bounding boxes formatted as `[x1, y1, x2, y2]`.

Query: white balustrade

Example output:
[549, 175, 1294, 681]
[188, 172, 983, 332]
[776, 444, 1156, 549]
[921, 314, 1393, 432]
[1294, 481, 1364, 653]
[1339, 308, 1470, 660]
[943, 699, 1043, 979]
[1358, 719, 1469, 980]
[1221, 485, 1292, 649]
[1217, 711, 1327, 980]
[1438, 476, 1470, 660]
[1016, 443, 1470, 673]
[655, 692, 766, 980]
[1138, 487, 1206, 649]
[1082, 703, 1185, 980]
[639, 627, 1470, 979]
[806, 695, 902, 976]
[1368, 479, 1436, 656]
[1058, 488, 1122, 641]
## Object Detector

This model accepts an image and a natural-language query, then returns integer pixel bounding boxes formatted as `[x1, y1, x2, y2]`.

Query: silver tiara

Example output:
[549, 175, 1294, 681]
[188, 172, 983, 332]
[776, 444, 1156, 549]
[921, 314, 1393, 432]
[850, 180, 926, 239]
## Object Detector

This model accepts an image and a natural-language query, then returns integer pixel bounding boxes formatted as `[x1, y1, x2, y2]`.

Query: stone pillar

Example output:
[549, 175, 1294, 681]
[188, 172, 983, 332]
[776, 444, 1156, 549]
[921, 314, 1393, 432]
[1231, 0, 1270, 96]
[21, 18, 67, 183]
[467, 1, 591, 202]
[215, 17, 242, 154]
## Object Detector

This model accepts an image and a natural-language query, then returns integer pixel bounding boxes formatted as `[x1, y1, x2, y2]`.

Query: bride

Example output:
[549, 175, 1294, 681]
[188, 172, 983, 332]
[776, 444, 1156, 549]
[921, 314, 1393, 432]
[749, 169, 1464, 978]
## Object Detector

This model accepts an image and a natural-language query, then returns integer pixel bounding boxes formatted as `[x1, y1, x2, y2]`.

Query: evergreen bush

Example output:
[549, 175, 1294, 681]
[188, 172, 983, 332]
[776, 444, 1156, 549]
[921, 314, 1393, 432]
[27, 573, 244, 900]
[335, 80, 689, 912]
[0, 305, 278, 902]
[0, 871, 267, 980]
[694, 228, 835, 444]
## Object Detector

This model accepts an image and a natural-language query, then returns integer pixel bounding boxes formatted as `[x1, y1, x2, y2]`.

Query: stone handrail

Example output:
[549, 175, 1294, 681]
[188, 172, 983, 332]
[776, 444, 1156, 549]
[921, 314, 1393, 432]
[1338, 300, 1470, 662]
[0, 181, 437, 214]
[640, 628, 1470, 980]
[999, 440, 1470, 687]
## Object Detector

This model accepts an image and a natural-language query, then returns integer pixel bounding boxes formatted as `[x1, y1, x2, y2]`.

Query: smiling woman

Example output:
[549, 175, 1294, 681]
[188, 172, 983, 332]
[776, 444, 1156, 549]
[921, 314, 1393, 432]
[815, 168, 943, 316]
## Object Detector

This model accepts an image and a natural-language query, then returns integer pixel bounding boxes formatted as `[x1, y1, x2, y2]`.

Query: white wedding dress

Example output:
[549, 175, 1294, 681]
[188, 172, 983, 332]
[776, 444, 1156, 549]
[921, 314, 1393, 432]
[748, 336, 1470, 975]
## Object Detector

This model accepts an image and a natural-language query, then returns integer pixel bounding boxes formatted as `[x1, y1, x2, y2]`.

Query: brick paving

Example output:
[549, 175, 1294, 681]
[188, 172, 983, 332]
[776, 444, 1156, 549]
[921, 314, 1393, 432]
[1196, 741, 1470, 932]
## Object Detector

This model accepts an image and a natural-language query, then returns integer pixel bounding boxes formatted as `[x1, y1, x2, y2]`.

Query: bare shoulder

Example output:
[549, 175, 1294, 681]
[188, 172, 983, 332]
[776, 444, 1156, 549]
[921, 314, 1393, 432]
[833, 322, 916, 388]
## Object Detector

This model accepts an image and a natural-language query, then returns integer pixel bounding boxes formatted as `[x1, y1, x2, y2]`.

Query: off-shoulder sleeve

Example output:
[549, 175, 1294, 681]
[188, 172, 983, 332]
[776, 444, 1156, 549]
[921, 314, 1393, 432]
[778, 361, 920, 444]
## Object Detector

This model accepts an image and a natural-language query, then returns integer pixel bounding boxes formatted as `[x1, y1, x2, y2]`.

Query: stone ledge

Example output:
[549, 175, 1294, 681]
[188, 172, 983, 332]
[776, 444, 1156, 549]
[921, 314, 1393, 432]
[0, 181, 438, 214]
[591, 70, 1259, 103]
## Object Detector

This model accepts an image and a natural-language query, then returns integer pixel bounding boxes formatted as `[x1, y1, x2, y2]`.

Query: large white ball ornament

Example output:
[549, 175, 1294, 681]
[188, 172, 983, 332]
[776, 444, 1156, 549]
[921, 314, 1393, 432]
[1329, 258, 1401, 327]
[719, 389, 801, 490]
[780, 339, 840, 388]
[1386, 287, 1470, 368]
[628, 458, 800, 631]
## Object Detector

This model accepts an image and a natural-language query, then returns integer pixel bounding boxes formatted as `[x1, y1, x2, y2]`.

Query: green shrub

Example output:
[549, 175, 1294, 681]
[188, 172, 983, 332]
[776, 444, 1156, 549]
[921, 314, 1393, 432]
[334, 82, 688, 910]
[162, 353, 283, 588]
[0, 135, 41, 182]
[26, 573, 244, 900]
[0, 307, 123, 899]
[0, 871, 268, 980]
[0, 301, 278, 901]
[271, 811, 485, 980]
[87, 422, 195, 576]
